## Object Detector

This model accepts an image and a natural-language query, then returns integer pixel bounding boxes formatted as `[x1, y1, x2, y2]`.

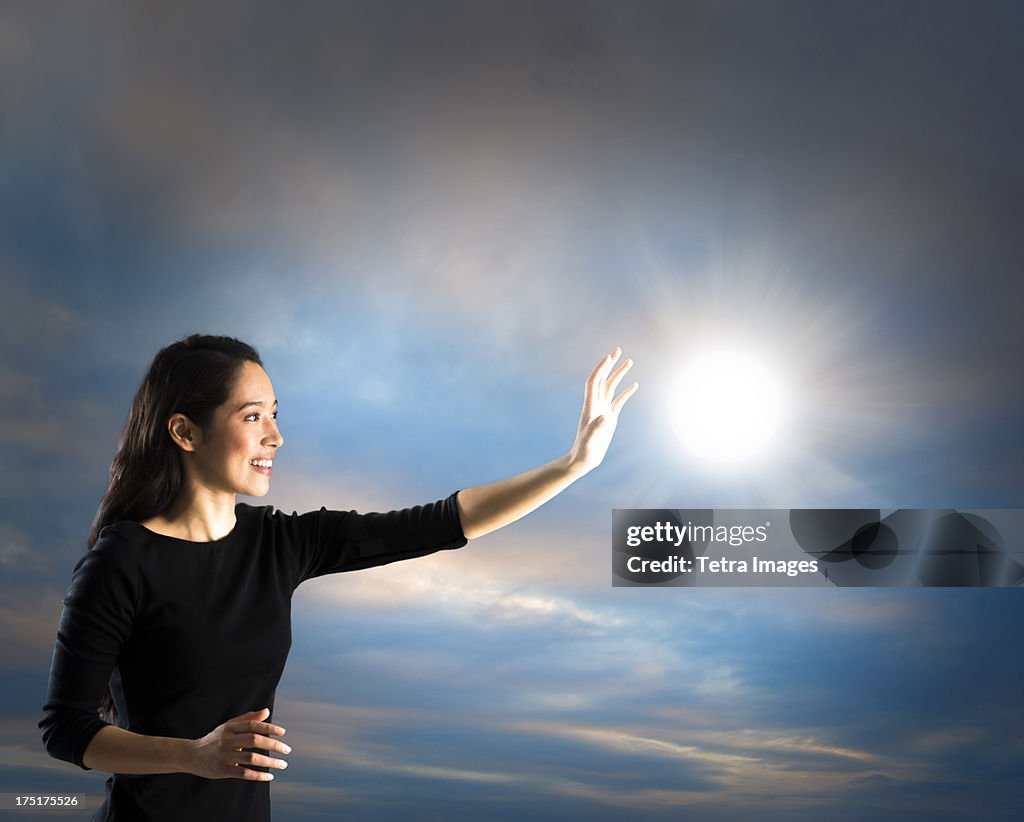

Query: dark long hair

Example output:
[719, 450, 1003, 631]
[89, 334, 263, 723]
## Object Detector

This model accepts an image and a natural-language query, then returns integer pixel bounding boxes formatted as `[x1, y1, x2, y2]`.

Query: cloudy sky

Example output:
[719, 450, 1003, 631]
[2, 1, 1022, 819]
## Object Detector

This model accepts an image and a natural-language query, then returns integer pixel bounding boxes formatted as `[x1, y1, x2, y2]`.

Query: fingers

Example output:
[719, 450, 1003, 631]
[235, 749, 289, 771]
[600, 347, 622, 382]
[610, 381, 639, 415]
[244, 733, 291, 755]
[253, 721, 286, 737]
[607, 357, 633, 396]
[230, 735, 290, 780]
[194, 708, 295, 782]
[228, 708, 276, 728]
[588, 347, 620, 383]
[227, 709, 290, 779]
[596, 349, 631, 398]
[585, 348, 616, 405]
[229, 716, 286, 738]
[238, 767, 276, 781]
[586, 347, 624, 402]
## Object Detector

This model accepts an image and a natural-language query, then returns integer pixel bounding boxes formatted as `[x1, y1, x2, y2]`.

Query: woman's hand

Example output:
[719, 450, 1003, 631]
[184, 708, 291, 781]
[567, 347, 638, 474]
[453, 347, 638, 539]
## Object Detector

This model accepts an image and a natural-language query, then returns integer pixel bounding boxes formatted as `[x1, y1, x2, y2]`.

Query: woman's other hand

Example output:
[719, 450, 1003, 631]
[185, 707, 290, 781]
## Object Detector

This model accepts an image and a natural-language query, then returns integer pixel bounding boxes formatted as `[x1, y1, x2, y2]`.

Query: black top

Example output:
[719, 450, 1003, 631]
[39, 493, 467, 821]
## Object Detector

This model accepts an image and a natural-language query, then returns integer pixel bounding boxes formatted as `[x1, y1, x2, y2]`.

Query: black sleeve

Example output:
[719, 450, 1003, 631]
[278, 491, 468, 587]
[39, 533, 137, 769]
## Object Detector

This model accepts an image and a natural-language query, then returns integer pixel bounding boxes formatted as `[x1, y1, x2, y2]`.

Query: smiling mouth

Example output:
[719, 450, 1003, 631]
[249, 460, 273, 475]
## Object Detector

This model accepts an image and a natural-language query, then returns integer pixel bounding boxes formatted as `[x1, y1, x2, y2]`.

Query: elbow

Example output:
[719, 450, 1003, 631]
[461, 522, 488, 541]
[39, 717, 65, 763]
[38, 711, 70, 764]
[454, 490, 486, 541]
[38, 709, 102, 770]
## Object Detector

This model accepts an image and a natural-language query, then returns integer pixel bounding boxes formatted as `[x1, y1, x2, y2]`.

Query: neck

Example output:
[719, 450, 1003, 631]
[150, 483, 237, 542]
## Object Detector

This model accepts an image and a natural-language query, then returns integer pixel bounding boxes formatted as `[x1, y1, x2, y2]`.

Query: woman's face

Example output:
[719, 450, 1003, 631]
[188, 360, 284, 498]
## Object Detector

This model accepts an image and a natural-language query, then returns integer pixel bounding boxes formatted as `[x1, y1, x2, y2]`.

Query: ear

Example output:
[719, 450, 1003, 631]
[167, 413, 202, 452]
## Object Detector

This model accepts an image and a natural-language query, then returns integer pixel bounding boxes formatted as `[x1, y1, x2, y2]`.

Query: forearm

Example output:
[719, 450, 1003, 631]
[456, 453, 588, 539]
[82, 725, 193, 775]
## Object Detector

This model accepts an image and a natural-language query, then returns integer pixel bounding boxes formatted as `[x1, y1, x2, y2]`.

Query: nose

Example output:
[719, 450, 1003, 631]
[264, 416, 284, 449]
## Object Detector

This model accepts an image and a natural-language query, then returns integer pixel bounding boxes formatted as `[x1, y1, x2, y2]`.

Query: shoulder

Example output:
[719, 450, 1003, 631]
[235, 501, 297, 546]
[67, 528, 140, 607]
[236, 501, 334, 525]
[237, 501, 271, 515]
[96, 515, 151, 550]
[236, 500, 276, 527]
[87, 522, 152, 579]
[88, 525, 136, 560]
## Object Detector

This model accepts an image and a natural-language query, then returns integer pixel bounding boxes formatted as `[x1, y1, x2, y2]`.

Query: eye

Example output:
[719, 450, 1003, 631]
[245, 412, 279, 422]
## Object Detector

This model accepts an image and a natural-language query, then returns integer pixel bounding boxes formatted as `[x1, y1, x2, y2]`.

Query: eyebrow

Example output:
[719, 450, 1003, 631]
[236, 399, 278, 411]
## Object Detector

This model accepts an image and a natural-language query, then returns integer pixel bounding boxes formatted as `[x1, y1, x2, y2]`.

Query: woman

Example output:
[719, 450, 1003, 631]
[39, 334, 637, 821]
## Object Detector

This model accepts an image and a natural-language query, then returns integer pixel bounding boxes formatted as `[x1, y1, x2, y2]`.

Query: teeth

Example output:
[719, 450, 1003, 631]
[250, 459, 273, 468]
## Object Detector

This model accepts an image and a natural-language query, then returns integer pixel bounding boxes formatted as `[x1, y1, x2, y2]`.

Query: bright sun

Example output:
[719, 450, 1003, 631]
[669, 349, 785, 464]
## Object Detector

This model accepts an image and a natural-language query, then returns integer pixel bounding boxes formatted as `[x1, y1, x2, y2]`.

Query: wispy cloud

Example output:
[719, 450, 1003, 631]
[268, 696, 939, 817]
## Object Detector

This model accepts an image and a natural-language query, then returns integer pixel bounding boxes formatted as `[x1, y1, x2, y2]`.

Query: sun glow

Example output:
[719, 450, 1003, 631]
[669, 349, 786, 464]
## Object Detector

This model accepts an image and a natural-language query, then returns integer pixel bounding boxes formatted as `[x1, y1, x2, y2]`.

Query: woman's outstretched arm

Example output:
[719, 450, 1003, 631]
[455, 347, 638, 540]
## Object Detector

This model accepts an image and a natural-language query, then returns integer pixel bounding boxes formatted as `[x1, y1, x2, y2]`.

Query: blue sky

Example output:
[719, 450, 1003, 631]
[2, 1, 1022, 819]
